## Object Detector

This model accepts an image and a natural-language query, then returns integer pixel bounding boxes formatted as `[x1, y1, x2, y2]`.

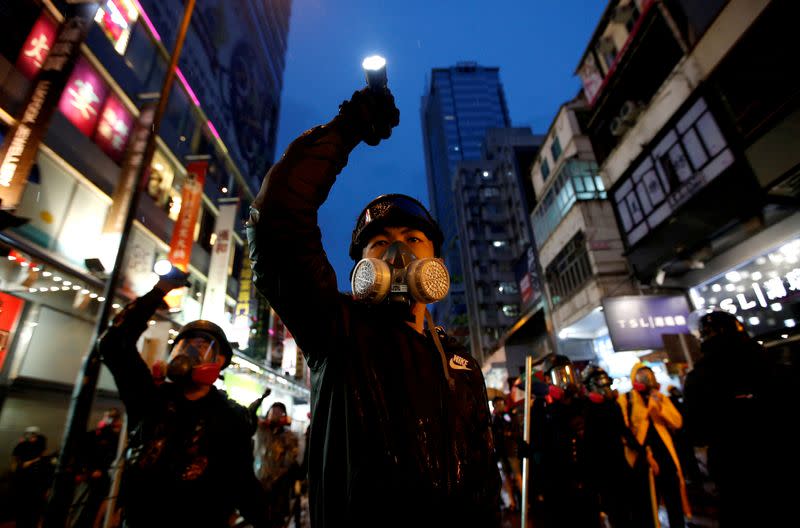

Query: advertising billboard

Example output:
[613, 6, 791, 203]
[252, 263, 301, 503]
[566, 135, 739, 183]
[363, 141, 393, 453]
[602, 295, 691, 352]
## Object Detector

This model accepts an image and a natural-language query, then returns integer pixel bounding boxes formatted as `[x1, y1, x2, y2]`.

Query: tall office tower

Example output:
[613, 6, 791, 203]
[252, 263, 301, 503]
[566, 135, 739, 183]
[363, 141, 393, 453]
[453, 128, 543, 362]
[421, 62, 511, 346]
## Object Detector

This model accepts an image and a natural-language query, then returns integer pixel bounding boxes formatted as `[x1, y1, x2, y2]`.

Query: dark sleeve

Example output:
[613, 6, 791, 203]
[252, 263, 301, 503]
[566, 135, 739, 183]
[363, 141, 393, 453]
[469, 368, 502, 526]
[229, 411, 270, 528]
[98, 287, 165, 426]
[246, 117, 358, 369]
[682, 369, 710, 446]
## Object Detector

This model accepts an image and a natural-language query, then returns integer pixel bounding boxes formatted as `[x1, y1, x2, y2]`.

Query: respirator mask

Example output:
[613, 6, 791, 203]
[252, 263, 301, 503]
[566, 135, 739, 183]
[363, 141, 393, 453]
[351, 241, 450, 306]
[633, 367, 660, 393]
[167, 332, 222, 386]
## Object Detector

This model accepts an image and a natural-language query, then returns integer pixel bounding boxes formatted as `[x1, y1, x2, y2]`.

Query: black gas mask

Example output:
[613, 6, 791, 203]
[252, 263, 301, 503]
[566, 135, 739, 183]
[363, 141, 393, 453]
[351, 241, 450, 307]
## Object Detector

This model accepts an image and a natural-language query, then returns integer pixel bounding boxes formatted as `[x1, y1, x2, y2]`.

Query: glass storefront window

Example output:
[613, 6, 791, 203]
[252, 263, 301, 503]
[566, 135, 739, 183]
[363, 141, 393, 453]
[94, 0, 139, 55]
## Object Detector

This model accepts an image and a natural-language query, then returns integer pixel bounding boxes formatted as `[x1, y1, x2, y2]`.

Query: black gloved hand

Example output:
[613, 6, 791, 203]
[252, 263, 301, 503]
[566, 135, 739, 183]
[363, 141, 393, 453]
[338, 88, 400, 146]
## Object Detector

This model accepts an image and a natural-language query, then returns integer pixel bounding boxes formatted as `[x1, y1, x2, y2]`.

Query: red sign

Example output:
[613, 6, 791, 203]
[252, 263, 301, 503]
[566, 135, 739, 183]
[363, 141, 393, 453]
[15, 12, 58, 80]
[167, 161, 207, 271]
[57, 57, 109, 137]
[0, 292, 25, 371]
[94, 93, 134, 163]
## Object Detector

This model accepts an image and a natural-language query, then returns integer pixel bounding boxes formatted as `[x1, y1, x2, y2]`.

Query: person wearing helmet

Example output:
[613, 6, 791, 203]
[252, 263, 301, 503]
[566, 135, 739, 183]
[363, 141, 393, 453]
[683, 309, 792, 525]
[519, 355, 599, 527]
[97, 275, 268, 527]
[582, 366, 639, 528]
[246, 87, 500, 526]
[619, 364, 689, 528]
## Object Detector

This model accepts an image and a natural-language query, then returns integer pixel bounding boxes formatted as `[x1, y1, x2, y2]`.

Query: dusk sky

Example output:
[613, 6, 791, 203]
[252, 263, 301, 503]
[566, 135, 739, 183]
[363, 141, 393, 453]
[274, 0, 607, 290]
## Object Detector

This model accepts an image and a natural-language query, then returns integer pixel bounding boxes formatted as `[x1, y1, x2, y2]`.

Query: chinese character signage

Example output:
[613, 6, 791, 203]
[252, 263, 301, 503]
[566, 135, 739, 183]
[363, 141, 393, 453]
[16, 11, 58, 80]
[602, 295, 692, 352]
[58, 57, 109, 137]
[689, 237, 800, 336]
[612, 97, 735, 248]
[94, 93, 133, 163]
[95, 0, 139, 54]
[514, 244, 542, 312]
[201, 198, 240, 326]
[0, 3, 99, 211]
[102, 104, 155, 236]
[167, 161, 206, 270]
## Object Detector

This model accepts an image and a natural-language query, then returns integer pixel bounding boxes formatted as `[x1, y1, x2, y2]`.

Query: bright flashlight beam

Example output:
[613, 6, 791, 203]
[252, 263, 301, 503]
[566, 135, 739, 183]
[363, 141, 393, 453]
[154, 259, 173, 276]
[362, 55, 386, 71]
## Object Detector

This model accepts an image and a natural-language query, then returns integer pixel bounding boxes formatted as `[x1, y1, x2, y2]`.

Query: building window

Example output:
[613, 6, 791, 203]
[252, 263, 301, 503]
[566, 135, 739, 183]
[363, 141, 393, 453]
[550, 136, 562, 162]
[541, 158, 550, 181]
[532, 159, 603, 249]
[545, 231, 593, 306]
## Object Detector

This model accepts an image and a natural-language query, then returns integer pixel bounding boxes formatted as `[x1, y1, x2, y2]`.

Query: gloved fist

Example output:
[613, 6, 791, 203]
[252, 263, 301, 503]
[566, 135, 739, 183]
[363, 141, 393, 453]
[338, 88, 400, 146]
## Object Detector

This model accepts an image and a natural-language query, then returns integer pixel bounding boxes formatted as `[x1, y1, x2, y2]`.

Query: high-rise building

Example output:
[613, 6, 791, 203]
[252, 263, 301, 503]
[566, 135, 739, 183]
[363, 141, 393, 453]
[453, 128, 543, 362]
[421, 62, 511, 343]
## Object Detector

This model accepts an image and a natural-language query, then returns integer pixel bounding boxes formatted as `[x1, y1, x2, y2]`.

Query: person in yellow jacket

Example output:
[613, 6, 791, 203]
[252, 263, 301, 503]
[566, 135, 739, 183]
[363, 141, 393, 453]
[618, 364, 691, 528]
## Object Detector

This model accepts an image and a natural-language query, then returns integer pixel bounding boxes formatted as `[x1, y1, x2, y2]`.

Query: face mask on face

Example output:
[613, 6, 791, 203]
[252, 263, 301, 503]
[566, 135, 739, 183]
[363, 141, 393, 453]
[351, 241, 450, 306]
[633, 368, 659, 393]
[167, 335, 222, 386]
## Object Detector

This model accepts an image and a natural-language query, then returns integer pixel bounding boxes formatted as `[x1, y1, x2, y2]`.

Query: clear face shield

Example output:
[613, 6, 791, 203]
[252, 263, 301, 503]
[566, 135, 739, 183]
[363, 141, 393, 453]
[167, 332, 222, 385]
[548, 364, 578, 390]
[587, 371, 614, 401]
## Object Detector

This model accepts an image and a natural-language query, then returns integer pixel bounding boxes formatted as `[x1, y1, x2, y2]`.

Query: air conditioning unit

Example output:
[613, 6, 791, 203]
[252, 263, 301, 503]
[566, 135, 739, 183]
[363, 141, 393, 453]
[610, 116, 630, 137]
[619, 100, 643, 124]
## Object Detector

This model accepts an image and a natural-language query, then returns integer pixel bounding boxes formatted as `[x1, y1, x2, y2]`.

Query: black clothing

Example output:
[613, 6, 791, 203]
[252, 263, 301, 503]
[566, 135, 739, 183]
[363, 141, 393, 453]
[683, 333, 793, 526]
[11, 436, 52, 528]
[99, 288, 268, 528]
[584, 399, 634, 527]
[529, 396, 599, 528]
[248, 116, 501, 527]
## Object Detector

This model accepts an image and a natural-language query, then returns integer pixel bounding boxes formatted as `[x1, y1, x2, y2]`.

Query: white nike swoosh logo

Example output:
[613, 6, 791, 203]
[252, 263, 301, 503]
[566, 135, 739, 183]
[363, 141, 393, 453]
[449, 358, 470, 371]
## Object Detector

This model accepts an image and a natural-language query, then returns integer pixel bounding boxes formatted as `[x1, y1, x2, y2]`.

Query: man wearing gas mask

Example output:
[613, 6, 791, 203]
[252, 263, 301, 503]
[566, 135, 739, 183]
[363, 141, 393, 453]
[246, 87, 500, 527]
[98, 276, 269, 527]
[619, 364, 689, 528]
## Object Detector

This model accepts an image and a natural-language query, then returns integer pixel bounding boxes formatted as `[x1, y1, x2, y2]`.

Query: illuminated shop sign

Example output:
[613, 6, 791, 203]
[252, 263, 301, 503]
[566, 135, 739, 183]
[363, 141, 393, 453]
[94, 0, 139, 55]
[16, 11, 58, 80]
[93, 93, 133, 162]
[613, 97, 734, 247]
[602, 295, 691, 352]
[57, 57, 109, 137]
[689, 238, 800, 335]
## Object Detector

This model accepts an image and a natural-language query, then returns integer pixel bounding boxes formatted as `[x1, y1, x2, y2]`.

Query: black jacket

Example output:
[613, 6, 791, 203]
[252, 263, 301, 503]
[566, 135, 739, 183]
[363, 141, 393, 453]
[247, 117, 501, 527]
[99, 288, 268, 528]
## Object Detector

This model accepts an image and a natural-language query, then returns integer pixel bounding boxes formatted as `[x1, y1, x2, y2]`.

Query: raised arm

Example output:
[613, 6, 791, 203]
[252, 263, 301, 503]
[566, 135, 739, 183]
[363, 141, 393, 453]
[246, 89, 399, 366]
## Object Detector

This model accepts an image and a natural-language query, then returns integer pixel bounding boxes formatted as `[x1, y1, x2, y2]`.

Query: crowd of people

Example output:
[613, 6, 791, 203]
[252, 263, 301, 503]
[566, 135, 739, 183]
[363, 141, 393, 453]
[6, 85, 795, 528]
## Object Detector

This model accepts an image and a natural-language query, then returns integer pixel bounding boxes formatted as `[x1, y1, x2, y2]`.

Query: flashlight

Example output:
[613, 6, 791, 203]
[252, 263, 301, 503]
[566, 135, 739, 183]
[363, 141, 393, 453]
[362, 55, 387, 92]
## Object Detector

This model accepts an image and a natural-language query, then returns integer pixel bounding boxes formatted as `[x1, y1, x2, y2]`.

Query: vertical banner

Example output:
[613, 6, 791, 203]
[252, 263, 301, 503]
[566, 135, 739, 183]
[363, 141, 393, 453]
[168, 161, 206, 270]
[200, 197, 240, 325]
[164, 160, 206, 309]
[0, 3, 100, 211]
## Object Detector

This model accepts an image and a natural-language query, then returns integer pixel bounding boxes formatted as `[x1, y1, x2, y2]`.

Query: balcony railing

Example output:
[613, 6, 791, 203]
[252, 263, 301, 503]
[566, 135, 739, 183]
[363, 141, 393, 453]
[531, 158, 604, 249]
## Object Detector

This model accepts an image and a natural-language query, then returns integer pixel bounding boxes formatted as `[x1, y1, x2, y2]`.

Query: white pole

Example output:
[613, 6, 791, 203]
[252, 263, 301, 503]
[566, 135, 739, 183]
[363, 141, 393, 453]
[520, 354, 533, 528]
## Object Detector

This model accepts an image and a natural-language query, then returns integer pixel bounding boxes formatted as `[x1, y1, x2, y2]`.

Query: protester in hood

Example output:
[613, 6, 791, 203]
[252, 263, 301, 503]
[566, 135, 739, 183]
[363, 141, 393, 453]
[247, 86, 500, 526]
[255, 402, 300, 528]
[619, 364, 690, 528]
[98, 273, 268, 527]
[684, 309, 794, 525]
